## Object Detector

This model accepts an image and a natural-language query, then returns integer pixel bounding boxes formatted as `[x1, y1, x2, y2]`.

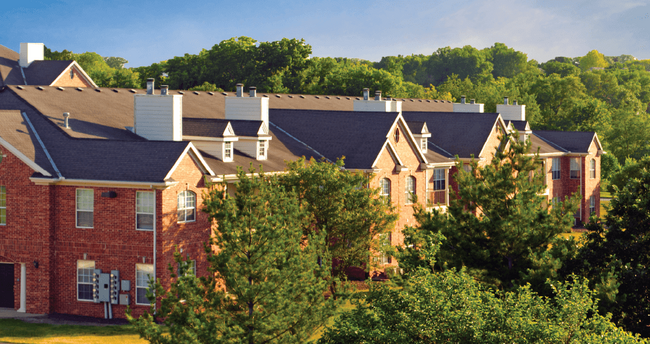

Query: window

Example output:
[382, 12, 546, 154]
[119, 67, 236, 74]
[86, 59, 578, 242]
[421, 139, 427, 153]
[178, 260, 197, 276]
[405, 176, 416, 204]
[394, 128, 400, 142]
[177, 191, 196, 223]
[136, 191, 154, 230]
[224, 141, 232, 159]
[77, 260, 95, 301]
[552, 158, 561, 180]
[136, 264, 154, 305]
[433, 169, 445, 191]
[380, 178, 391, 203]
[463, 164, 472, 173]
[70, 69, 74, 79]
[570, 158, 580, 179]
[590, 159, 596, 179]
[552, 196, 560, 207]
[590, 196, 596, 215]
[380, 233, 392, 265]
[258, 140, 266, 158]
[0, 186, 5, 225]
[76, 189, 93, 228]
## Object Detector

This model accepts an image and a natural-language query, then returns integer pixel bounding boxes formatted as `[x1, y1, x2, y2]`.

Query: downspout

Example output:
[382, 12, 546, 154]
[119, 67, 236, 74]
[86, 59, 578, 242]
[580, 157, 583, 224]
[153, 188, 157, 311]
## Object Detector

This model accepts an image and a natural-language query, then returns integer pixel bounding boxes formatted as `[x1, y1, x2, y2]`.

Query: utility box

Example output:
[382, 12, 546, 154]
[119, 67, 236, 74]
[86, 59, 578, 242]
[110, 270, 120, 305]
[121, 280, 131, 291]
[96, 273, 110, 302]
[119, 294, 130, 306]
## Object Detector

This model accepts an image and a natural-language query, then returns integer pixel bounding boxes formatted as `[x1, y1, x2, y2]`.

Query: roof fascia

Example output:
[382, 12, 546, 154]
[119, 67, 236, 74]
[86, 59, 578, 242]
[386, 115, 428, 164]
[183, 135, 239, 142]
[477, 116, 507, 159]
[30, 177, 176, 188]
[50, 61, 98, 88]
[0, 137, 52, 177]
[370, 140, 405, 169]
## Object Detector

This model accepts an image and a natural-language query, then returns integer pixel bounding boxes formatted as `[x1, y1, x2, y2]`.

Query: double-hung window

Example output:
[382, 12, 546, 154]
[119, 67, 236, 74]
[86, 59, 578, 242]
[258, 140, 266, 159]
[570, 158, 580, 179]
[177, 191, 196, 223]
[136, 191, 154, 230]
[77, 260, 95, 301]
[76, 189, 93, 228]
[405, 176, 416, 204]
[0, 186, 5, 225]
[136, 264, 154, 305]
[420, 139, 427, 153]
[224, 141, 232, 160]
[380, 233, 392, 265]
[552, 158, 561, 180]
[590, 159, 596, 179]
[433, 169, 445, 191]
[590, 196, 596, 215]
[380, 178, 391, 203]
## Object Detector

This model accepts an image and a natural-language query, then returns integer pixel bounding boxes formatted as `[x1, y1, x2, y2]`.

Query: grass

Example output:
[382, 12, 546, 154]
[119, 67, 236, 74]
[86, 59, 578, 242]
[0, 319, 146, 344]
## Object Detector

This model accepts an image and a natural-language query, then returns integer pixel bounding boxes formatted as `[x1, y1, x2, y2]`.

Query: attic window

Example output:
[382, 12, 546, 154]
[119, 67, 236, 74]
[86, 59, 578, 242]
[394, 128, 400, 142]
[70, 69, 74, 79]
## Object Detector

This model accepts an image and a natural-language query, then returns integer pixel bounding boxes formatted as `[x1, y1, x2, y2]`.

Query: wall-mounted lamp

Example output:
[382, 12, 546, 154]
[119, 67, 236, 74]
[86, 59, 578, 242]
[101, 191, 117, 198]
[33, 260, 39, 268]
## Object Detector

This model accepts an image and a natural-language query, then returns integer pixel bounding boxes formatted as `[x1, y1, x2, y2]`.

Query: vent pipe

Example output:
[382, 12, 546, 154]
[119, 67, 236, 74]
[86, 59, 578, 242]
[504, 96, 509, 105]
[63, 112, 70, 129]
[236, 83, 244, 97]
[160, 85, 169, 96]
[375, 90, 382, 101]
[146, 78, 154, 95]
[249, 86, 257, 98]
[513, 99, 518, 105]
[470, 99, 475, 104]
[363, 88, 369, 100]
[461, 95, 466, 104]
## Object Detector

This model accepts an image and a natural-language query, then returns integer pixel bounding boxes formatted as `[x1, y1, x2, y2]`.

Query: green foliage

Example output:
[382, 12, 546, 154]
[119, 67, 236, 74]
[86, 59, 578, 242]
[189, 81, 224, 92]
[400, 134, 577, 288]
[104, 56, 128, 69]
[580, 50, 609, 71]
[128, 167, 339, 343]
[277, 158, 397, 293]
[319, 268, 646, 344]
[560, 164, 650, 337]
[45, 47, 139, 88]
[484, 42, 529, 79]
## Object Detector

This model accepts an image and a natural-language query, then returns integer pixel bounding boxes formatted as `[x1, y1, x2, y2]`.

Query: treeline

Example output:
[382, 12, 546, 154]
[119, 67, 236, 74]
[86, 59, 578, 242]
[47, 37, 650, 171]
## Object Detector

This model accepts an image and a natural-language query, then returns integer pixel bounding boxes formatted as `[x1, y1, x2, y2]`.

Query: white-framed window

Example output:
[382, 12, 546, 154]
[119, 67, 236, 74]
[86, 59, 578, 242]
[590, 159, 596, 179]
[380, 178, 391, 203]
[224, 141, 232, 160]
[0, 186, 5, 225]
[421, 139, 427, 153]
[77, 260, 95, 301]
[433, 169, 445, 190]
[380, 233, 392, 265]
[177, 191, 196, 223]
[590, 196, 596, 215]
[136, 191, 154, 230]
[552, 158, 561, 180]
[178, 259, 197, 276]
[405, 176, 416, 204]
[570, 158, 580, 179]
[258, 140, 267, 159]
[136, 264, 154, 305]
[76, 189, 93, 228]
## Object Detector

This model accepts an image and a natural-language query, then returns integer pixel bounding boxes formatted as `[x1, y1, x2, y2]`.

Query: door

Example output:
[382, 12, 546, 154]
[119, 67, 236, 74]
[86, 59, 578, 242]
[0, 263, 14, 308]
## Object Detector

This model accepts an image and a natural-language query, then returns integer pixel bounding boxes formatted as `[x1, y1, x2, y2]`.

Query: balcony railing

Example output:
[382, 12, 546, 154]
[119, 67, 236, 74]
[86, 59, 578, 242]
[427, 190, 447, 207]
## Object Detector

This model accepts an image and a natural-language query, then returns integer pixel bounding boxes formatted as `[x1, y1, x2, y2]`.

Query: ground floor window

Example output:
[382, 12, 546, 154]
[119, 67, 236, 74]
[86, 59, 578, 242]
[136, 264, 154, 305]
[77, 260, 95, 301]
[590, 196, 596, 215]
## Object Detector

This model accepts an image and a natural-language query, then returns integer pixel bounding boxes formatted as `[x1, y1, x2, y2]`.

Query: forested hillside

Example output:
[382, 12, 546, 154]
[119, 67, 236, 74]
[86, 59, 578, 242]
[47, 37, 650, 173]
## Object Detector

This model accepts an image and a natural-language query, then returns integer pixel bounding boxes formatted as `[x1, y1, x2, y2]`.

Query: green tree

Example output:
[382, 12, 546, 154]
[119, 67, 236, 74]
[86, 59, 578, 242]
[485, 42, 529, 79]
[426, 45, 494, 86]
[540, 60, 581, 77]
[129, 167, 338, 343]
[580, 50, 609, 71]
[400, 134, 577, 288]
[277, 158, 397, 295]
[103, 56, 128, 69]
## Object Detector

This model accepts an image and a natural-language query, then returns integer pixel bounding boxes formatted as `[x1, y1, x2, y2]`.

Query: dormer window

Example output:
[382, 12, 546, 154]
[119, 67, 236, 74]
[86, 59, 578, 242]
[421, 139, 427, 153]
[258, 140, 267, 159]
[224, 141, 233, 161]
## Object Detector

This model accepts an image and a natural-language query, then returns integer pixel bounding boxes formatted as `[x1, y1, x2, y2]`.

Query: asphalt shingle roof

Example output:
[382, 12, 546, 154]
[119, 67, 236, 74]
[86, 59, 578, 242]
[533, 130, 596, 153]
[23, 60, 74, 86]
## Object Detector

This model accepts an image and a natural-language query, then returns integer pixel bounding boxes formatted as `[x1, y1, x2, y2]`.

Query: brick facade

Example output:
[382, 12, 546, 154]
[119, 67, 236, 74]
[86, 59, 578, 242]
[51, 66, 93, 88]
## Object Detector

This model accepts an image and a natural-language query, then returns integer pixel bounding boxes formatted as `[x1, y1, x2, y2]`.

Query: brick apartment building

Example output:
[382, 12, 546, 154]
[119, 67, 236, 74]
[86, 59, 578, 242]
[0, 43, 602, 319]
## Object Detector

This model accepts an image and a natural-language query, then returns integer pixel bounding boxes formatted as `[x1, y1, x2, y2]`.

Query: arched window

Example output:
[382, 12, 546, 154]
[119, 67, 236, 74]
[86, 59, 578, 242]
[405, 176, 416, 204]
[177, 191, 196, 223]
[590, 159, 596, 179]
[380, 178, 391, 203]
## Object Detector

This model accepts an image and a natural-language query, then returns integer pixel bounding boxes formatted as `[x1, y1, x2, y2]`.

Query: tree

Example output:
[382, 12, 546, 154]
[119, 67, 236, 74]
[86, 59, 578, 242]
[319, 268, 646, 344]
[129, 167, 339, 343]
[103, 56, 128, 69]
[277, 158, 397, 294]
[560, 164, 650, 337]
[485, 42, 529, 79]
[400, 133, 577, 288]
[580, 50, 609, 71]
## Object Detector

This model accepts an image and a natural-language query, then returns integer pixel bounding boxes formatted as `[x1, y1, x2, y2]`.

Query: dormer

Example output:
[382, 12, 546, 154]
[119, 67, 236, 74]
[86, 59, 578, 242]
[353, 89, 402, 114]
[406, 121, 432, 154]
[507, 119, 532, 142]
[183, 118, 239, 162]
[229, 120, 272, 160]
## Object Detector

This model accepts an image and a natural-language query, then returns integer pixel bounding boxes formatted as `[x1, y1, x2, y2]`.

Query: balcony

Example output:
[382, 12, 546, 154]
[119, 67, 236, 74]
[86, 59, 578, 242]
[427, 190, 447, 211]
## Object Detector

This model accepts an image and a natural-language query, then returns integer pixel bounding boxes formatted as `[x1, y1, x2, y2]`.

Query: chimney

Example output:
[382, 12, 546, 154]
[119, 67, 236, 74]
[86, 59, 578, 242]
[363, 88, 370, 100]
[146, 78, 154, 95]
[354, 88, 401, 114]
[504, 96, 509, 105]
[19, 43, 44, 68]
[453, 98, 484, 113]
[160, 85, 169, 96]
[375, 90, 382, 101]
[461, 95, 466, 104]
[236, 83, 244, 97]
[249, 86, 257, 98]
[134, 89, 183, 141]
[513, 100, 518, 105]
[470, 99, 475, 104]
[63, 112, 70, 129]
[497, 96, 526, 121]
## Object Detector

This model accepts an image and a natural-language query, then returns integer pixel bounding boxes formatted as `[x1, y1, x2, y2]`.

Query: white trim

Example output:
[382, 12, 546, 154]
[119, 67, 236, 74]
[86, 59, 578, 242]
[177, 190, 196, 223]
[50, 61, 98, 88]
[76, 260, 95, 302]
[29, 177, 176, 188]
[237, 136, 273, 141]
[75, 189, 94, 229]
[477, 117, 507, 159]
[0, 129, 52, 177]
[135, 263, 154, 305]
[135, 191, 155, 231]
[183, 135, 240, 142]
[370, 140, 405, 169]
[164, 143, 215, 180]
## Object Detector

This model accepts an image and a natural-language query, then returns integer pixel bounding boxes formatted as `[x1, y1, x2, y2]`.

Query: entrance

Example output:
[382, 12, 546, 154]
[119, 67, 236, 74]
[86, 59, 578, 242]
[0, 263, 14, 308]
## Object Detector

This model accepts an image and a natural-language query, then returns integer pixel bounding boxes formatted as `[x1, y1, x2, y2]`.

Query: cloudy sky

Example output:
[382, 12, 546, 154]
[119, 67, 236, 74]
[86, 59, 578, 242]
[2, 0, 649, 67]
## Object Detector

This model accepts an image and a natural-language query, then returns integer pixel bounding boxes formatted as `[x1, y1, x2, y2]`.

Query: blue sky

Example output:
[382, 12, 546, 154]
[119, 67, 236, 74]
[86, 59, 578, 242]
[2, 0, 650, 68]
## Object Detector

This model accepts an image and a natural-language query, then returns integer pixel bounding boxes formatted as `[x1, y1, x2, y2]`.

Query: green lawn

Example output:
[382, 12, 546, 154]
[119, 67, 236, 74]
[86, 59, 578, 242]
[0, 319, 146, 344]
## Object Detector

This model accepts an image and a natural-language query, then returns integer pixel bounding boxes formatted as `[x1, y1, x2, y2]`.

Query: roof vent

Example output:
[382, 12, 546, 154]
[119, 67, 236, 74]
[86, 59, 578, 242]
[513, 99, 518, 105]
[249, 86, 256, 98]
[375, 90, 382, 101]
[363, 88, 369, 100]
[129, 89, 137, 93]
[325, 96, 330, 99]
[275, 94, 281, 98]
[355, 97, 360, 100]
[112, 89, 119, 93]
[16, 86, 24, 90]
[146, 78, 154, 95]
[57, 87, 65, 91]
[236, 83, 244, 97]
[178, 91, 184, 94]
[426, 100, 430, 103]
[288, 95, 293, 98]
[300, 95, 305, 98]
[461, 95, 466, 104]
[221, 92, 228, 96]
[160, 85, 169, 96]
[95, 88, 101, 92]
[263, 94, 269, 97]
[207, 92, 214, 95]
[193, 91, 200, 95]
[336, 96, 340, 99]
[315, 96, 320, 99]
[63, 112, 70, 129]
[346, 97, 350, 100]
[76, 87, 83, 91]
[36, 86, 44, 90]
[470, 99, 475, 104]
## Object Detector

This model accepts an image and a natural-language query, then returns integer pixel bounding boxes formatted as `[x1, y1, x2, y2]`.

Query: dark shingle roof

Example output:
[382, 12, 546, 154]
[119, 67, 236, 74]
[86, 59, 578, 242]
[269, 109, 398, 169]
[508, 120, 529, 132]
[23, 60, 74, 86]
[406, 121, 427, 134]
[183, 118, 230, 138]
[0, 44, 23, 87]
[229, 120, 265, 137]
[403, 112, 501, 159]
[533, 130, 597, 153]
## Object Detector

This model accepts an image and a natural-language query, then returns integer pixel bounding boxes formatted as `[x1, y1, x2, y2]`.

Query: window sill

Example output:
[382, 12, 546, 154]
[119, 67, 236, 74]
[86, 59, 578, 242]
[136, 228, 154, 231]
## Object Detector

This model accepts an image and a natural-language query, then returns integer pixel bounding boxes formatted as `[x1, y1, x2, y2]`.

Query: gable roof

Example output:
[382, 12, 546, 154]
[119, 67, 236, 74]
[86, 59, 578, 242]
[533, 130, 599, 154]
[403, 112, 501, 159]
[23, 60, 74, 85]
[183, 118, 232, 138]
[0, 44, 23, 87]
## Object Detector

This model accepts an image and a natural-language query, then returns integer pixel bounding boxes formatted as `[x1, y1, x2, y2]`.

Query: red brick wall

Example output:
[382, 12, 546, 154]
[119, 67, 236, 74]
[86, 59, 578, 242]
[51, 67, 93, 88]
[0, 150, 53, 314]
